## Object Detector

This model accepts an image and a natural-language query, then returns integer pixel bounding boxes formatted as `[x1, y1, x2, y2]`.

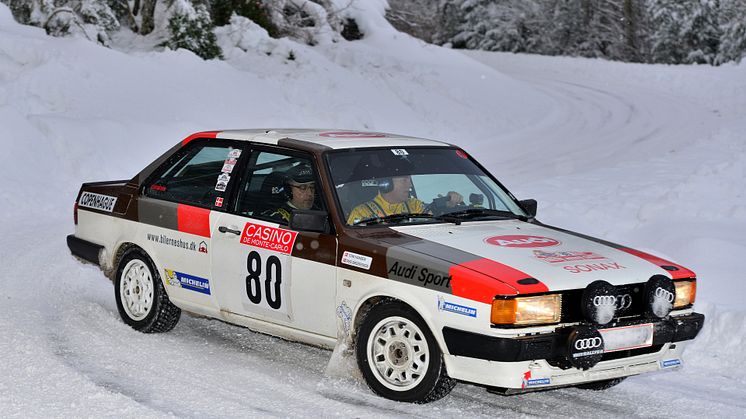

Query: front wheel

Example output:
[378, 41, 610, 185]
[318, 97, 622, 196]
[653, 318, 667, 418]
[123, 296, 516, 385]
[356, 300, 456, 403]
[576, 377, 626, 390]
[114, 249, 181, 333]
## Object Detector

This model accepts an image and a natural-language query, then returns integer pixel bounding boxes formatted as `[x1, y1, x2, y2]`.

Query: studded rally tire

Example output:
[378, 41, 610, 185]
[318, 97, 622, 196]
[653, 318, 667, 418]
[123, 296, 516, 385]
[356, 300, 456, 403]
[114, 249, 181, 333]
[576, 377, 627, 390]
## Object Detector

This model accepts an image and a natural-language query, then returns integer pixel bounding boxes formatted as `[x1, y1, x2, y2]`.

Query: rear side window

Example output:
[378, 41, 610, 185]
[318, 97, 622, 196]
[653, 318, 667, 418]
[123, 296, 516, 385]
[145, 143, 242, 208]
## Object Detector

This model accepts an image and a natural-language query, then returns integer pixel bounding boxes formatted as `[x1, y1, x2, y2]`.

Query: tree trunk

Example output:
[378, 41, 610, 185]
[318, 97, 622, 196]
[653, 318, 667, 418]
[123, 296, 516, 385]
[140, 0, 157, 35]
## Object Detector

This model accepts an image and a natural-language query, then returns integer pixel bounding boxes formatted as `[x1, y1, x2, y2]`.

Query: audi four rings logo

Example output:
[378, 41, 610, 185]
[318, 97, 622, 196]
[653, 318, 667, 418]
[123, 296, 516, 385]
[616, 294, 633, 309]
[592, 294, 633, 309]
[574, 337, 603, 350]
[655, 287, 675, 303]
[593, 295, 616, 307]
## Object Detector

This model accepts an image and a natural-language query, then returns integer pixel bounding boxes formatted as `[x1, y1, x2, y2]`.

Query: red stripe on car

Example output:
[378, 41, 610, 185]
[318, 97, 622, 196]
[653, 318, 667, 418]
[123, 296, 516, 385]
[620, 247, 695, 279]
[177, 204, 211, 237]
[182, 131, 219, 146]
[449, 259, 548, 304]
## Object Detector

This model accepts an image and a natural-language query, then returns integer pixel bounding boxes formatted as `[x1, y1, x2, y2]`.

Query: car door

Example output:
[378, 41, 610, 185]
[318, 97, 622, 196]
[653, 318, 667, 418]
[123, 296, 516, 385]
[139, 139, 246, 313]
[211, 147, 338, 338]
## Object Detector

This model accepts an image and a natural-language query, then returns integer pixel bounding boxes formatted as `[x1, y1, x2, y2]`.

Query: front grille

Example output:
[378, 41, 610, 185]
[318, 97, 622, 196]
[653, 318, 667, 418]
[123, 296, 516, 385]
[561, 282, 647, 323]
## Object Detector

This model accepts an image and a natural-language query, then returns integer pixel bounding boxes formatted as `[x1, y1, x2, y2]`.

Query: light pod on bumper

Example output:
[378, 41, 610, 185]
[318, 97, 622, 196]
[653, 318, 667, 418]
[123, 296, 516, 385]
[565, 326, 605, 370]
[644, 275, 676, 318]
[491, 294, 562, 326]
[581, 280, 618, 325]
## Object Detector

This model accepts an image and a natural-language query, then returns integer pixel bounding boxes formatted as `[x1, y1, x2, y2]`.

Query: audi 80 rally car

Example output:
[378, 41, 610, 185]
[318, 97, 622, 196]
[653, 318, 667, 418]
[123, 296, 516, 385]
[68, 129, 704, 403]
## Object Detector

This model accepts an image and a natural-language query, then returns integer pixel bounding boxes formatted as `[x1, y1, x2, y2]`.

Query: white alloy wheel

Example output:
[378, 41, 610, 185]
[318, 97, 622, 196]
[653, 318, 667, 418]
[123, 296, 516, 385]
[366, 316, 430, 392]
[119, 259, 154, 321]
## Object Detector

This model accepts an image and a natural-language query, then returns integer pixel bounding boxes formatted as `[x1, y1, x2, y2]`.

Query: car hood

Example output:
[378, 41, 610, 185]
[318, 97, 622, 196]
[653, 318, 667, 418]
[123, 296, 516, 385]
[384, 220, 674, 293]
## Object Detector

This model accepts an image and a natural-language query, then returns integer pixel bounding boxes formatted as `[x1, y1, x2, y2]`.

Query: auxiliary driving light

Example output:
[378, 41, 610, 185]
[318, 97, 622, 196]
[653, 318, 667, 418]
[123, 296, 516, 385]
[491, 294, 562, 325]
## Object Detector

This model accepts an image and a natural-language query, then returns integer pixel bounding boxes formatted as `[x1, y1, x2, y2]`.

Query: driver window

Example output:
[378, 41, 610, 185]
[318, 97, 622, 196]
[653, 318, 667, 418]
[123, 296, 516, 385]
[235, 150, 322, 225]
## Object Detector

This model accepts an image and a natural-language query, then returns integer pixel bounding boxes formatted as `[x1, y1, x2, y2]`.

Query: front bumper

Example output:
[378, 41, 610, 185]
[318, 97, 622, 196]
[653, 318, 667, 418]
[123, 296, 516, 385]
[441, 312, 704, 390]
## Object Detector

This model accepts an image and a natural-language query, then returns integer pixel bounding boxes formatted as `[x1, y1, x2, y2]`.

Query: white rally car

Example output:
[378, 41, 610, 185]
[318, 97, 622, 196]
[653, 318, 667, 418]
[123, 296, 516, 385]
[68, 129, 703, 403]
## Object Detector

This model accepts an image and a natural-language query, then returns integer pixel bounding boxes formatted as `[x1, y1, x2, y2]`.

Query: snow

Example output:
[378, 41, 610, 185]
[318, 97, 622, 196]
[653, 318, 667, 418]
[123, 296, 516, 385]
[1, 2, 745, 416]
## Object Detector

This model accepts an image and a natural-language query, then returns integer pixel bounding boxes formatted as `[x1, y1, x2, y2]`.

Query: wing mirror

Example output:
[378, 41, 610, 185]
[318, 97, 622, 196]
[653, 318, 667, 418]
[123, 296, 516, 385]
[290, 210, 331, 233]
[519, 199, 538, 218]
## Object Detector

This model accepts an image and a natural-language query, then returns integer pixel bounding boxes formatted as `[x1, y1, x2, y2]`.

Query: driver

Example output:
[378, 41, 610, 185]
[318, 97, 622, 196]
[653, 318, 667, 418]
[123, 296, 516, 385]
[347, 175, 463, 225]
[266, 164, 316, 223]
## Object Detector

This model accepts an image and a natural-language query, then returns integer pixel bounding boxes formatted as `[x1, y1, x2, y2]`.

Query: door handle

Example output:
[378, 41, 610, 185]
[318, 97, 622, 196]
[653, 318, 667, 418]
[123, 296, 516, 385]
[218, 226, 241, 235]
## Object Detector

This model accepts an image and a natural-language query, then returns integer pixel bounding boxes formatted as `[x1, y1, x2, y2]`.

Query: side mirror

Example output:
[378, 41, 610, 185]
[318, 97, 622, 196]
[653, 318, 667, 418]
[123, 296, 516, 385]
[290, 210, 330, 233]
[519, 199, 537, 218]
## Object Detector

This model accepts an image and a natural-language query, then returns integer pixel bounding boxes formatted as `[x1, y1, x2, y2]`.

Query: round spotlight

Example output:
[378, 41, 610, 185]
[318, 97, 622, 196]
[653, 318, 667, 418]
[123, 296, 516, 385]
[581, 280, 618, 325]
[566, 326, 605, 370]
[644, 275, 676, 318]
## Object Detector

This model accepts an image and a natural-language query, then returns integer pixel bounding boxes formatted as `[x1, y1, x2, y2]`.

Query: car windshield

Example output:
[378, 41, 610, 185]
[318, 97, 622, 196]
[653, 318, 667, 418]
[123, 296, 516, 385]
[326, 147, 528, 226]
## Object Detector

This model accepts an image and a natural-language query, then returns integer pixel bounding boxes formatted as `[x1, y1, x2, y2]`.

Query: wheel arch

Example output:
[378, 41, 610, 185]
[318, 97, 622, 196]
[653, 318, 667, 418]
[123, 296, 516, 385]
[351, 292, 448, 355]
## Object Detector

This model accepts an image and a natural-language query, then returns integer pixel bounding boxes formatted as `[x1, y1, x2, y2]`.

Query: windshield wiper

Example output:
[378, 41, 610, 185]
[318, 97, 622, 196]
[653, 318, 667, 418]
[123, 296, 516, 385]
[354, 212, 460, 226]
[441, 208, 528, 222]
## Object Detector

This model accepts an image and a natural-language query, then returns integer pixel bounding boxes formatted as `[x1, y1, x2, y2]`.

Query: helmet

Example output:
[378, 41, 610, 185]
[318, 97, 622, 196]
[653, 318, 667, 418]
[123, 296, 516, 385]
[284, 164, 314, 198]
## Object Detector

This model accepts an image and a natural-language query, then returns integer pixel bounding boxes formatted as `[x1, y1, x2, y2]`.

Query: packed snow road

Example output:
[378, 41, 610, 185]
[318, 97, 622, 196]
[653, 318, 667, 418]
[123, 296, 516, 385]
[3, 47, 745, 416]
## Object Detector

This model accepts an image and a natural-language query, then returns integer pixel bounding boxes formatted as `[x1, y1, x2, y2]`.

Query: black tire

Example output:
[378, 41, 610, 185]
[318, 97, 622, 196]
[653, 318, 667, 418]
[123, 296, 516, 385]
[356, 300, 456, 403]
[114, 248, 181, 333]
[576, 377, 627, 390]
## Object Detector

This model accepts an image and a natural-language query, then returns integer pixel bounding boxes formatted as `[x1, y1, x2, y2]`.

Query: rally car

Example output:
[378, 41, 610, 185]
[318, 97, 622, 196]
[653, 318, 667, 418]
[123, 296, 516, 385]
[67, 129, 704, 403]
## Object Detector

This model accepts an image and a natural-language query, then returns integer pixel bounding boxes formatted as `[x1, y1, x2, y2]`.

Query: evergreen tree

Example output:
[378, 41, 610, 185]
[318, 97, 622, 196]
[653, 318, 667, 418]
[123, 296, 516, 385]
[717, 0, 746, 63]
[164, 1, 223, 59]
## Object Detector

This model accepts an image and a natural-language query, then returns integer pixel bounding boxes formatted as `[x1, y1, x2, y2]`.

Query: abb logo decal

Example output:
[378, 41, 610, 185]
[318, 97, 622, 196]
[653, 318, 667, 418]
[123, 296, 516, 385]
[485, 235, 561, 248]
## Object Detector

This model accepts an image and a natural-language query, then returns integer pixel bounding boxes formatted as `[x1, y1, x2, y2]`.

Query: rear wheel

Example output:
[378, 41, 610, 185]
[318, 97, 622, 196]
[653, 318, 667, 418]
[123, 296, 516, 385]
[356, 301, 456, 403]
[114, 249, 180, 333]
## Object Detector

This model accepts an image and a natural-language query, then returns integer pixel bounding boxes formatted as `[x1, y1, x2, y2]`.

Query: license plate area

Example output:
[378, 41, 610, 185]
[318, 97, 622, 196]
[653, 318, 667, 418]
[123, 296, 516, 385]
[599, 323, 654, 352]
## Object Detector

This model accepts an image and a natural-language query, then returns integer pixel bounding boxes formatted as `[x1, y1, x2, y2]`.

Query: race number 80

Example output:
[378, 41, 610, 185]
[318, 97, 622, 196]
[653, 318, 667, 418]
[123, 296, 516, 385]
[246, 251, 282, 309]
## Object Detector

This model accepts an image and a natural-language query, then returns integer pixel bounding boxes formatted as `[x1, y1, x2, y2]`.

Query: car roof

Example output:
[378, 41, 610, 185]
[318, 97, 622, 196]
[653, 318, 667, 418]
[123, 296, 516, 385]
[213, 129, 453, 150]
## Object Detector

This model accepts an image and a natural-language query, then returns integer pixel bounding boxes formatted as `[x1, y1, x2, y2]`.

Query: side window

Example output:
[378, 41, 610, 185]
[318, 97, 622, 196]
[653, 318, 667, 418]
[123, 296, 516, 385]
[146, 143, 242, 208]
[235, 150, 322, 225]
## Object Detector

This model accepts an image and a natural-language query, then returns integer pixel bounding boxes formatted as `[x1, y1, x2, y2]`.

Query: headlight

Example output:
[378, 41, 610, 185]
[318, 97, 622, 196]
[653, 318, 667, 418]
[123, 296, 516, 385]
[673, 279, 696, 308]
[491, 294, 562, 325]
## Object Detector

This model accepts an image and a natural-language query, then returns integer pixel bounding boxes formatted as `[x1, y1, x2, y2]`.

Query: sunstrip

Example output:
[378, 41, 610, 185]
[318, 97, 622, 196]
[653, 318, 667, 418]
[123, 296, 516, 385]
[182, 131, 219, 146]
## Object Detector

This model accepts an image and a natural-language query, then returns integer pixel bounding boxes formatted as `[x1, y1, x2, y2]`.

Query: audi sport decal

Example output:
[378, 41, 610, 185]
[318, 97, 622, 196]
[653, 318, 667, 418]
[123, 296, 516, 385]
[563, 262, 626, 274]
[387, 261, 452, 289]
[228, 149, 242, 158]
[341, 251, 373, 270]
[437, 296, 476, 318]
[485, 235, 561, 248]
[164, 269, 211, 295]
[319, 131, 386, 138]
[78, 192, 117, 212]
[240, 222, 298, 255]
[391, 148, 409, 156]
[533, 250, 606, 264]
